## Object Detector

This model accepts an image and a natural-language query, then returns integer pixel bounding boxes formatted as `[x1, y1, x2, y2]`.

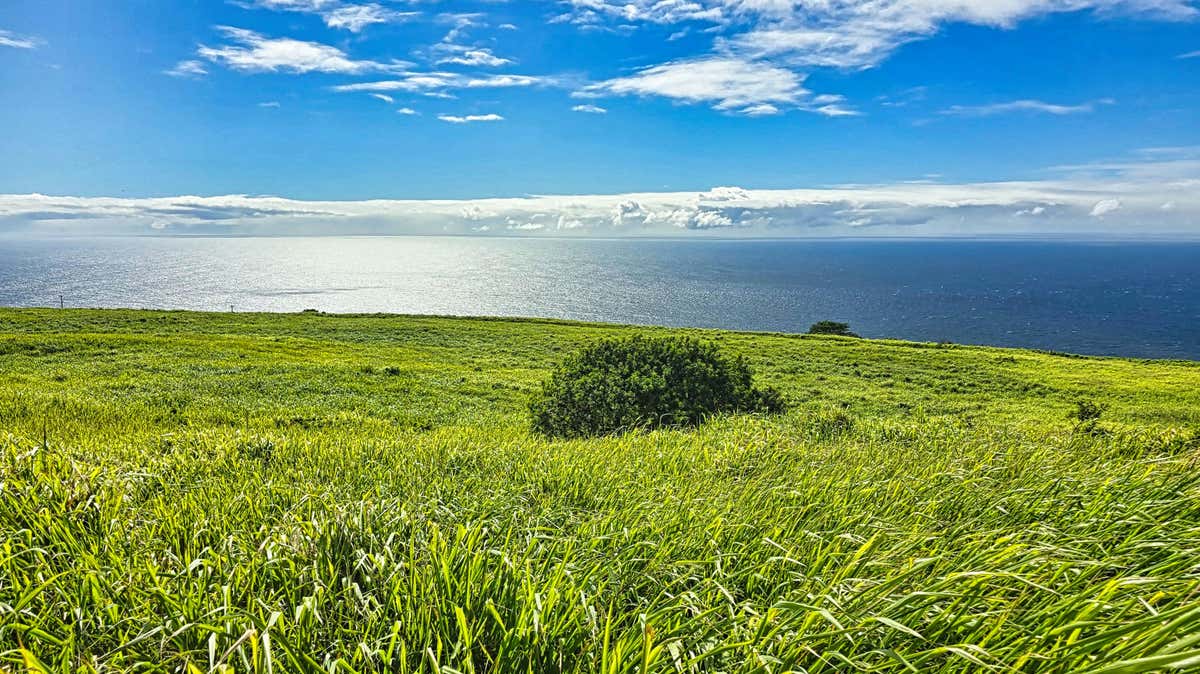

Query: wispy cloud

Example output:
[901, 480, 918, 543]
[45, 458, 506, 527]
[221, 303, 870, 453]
[435, 47, 512, 67]
[810, 94, 861, 117]
[1046, 147, 1200, 183]
[0, 28, 39, 49]
[582, 56, 857, 117]
[940, 98, 1114, 117]
[548, 0, 1198, 95]
[583, 56, 809, 116]
[196, 26, 409, 74]
[369, 93, 394, 103]
[334, 74, 458, 93]
[545, 0, 1194, 124]
[438, 113, 504, 123]
[1134, 145, 1200, 158]
[1177, 49, 1200, 59]
[325, 4, 416, 32]
[165, 60, 209, 78]
[552, 0, 723, 28]
[238, 1, 415, 32]
[258, 101, 281, 108]
[815, 105, 860, 117]
[740, 103, 779, 117]
[397, 107, 419, 115]
[572, 104, 607, 114]
[436, 12, 486, 43]
[565, 0, 1198, 70]
[1090, 198, 1122, 216]
[465, 74, 541, 88]
[333, 73, 548, 98]
[876, 86, 929, 108]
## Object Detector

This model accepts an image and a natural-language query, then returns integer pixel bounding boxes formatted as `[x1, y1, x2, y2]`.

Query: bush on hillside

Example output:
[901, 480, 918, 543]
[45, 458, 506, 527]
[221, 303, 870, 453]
[529, 335, 785, 438]
[1069, 398, 1108, 435]
[808, 321, 859, 337]
[1070, 398, 1106, 423]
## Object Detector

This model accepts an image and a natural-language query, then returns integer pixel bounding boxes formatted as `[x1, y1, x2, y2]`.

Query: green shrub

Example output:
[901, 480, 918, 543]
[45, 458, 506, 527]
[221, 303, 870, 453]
[807, 321, 859, 337]
[1069, 398, 1108, 436]
[529, 335, 785, 438]
[1070, 398, 1106, 423]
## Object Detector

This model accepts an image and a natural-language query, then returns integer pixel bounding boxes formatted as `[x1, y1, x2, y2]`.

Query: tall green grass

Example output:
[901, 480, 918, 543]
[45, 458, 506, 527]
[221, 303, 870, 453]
[1, 309, 1198, 672]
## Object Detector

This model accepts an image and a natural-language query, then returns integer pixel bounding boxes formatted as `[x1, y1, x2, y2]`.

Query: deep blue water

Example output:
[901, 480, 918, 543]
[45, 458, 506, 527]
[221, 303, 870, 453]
[0, 237, 1196, 359]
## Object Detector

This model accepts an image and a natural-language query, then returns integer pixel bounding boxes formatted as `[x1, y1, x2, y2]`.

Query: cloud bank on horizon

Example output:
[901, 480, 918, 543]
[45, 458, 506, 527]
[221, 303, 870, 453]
[3, 150, 1196, 237]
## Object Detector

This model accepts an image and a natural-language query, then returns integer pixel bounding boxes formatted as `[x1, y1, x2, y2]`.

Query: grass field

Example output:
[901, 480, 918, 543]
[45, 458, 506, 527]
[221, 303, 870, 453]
[2, 308, 1199, 673]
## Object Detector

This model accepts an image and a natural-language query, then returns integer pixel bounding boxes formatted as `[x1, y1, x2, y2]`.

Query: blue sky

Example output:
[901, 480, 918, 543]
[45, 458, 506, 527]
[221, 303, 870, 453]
[0, 0, 1198, 236]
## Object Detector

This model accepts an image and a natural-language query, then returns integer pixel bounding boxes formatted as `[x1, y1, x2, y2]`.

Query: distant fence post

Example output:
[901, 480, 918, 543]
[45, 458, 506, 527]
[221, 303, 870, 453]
[59, 295, 64, 309]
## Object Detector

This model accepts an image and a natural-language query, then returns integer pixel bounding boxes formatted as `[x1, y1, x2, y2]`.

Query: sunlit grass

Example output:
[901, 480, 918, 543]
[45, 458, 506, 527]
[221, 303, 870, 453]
[1, 308, 1198, 672]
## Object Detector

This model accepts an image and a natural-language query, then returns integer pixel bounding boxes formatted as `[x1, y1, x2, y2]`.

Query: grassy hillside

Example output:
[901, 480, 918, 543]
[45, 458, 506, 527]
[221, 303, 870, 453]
[1, 308, 1198, 673]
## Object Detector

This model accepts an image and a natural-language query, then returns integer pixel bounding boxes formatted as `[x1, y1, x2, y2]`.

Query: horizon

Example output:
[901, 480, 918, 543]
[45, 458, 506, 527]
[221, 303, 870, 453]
[7, 228, 1200, 242]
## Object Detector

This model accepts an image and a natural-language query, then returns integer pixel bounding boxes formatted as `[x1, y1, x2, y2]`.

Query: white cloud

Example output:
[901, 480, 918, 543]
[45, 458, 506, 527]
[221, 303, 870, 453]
[583, 55, 857, 117]
[701, 186, 751, 201]
[555, 0, 724, 27]
[613, 200, 647, 225]
[740, 103, 780, 116]
[437, 12, 487, 43]
[556, 214, 586, 230]
[465, 74, 542, 88]
[733, 1, 1195, 69]
[396, 107, 419, 115]
[812, 94, 846, 105]
[197, 26, 408, 74]
[332, 73, 547, 98]
[258, 101, 281, 108]
[5, 153, 1194, 238]
[1090, 198, 1122, 216]
[572, 104, 608, 113]
[333, 74, 457, 92]
[814, 104, 860, 117]
[560, 0, 1196, 72]
[435, 47, 513, 67]
[369, 93, 394, 103]
[941, 98, 1114, 117]
[240, 1, 415, 32]
[165, 60, 209, 78]
[438, 113, 505, 123]
[0, 29, 39, 49]
[241, 0, 334, 8]
[1177, 49, 1200, 58]
[324, 4, 416, 32]
[0, 188, 1161, 235]
[585, 56, 809, 114]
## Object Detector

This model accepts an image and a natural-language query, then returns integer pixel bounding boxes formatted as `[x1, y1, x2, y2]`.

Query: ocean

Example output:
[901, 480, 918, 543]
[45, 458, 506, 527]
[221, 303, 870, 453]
[1, 236, 1196, 359]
